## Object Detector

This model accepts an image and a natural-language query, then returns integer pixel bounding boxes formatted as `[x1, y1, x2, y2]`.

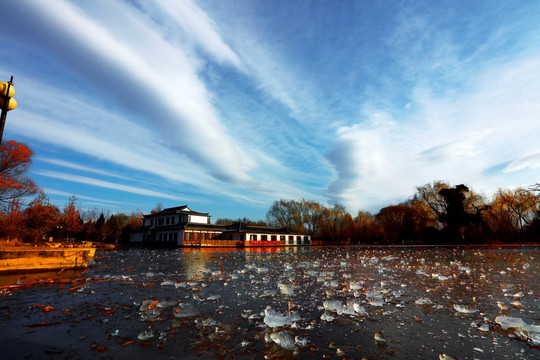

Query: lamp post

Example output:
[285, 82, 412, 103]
[0, 76, 17, 143]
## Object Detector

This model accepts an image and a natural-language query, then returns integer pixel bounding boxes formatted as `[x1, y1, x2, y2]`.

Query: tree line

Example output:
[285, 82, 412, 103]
[1, 140, 539, 245]
[0, 140, 141, 244]
[0, 190, 143, 244]
[265, 182, 540, 244]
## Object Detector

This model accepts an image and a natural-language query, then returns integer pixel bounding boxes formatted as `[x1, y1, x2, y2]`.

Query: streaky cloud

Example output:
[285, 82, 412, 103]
[39, 158, 133, 181]
[43, 188, 130, 206]
[2, 0, 254, 184]
[35, 170, 188, 202]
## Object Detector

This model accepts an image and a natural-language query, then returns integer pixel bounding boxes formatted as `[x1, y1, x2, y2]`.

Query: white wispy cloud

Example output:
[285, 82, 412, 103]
[38, 158, 133, 181]
[326, 50, 540, 212]
[43, 188, 129, 207]
[35, 170, 188, 202]
[3, 0, 254, 184]
[138, 0, 244, 69]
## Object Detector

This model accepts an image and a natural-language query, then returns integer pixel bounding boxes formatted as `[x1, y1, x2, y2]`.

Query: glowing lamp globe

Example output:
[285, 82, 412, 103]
[0, 97, 17, 110]
[0, 82, 15, 97]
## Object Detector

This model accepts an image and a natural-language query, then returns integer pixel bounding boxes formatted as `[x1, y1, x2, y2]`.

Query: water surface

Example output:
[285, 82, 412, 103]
[1, 246, 538, 359]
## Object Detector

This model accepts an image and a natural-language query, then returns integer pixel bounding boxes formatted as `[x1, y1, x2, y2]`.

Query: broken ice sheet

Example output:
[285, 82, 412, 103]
[278, 282, 294, 296]
[495, 316, 540, 332]
[323, 299, 343, 314]
[174, 303, 198, 318]
[453, 304, 478, 314]
[138, 327, 153, 340]
[415, 297, 432, 305]
[263, 306, 299, 328]
[320, 311, 335, 322]
[270, 331, 296, 350]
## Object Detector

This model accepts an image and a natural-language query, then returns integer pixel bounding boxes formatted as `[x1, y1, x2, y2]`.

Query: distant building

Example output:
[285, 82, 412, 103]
[130, 205, 311, 247]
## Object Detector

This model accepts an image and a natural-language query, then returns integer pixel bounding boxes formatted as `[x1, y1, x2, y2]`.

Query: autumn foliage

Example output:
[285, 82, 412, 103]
[266, 182, 540, 244]
[0, 140, 37, 203]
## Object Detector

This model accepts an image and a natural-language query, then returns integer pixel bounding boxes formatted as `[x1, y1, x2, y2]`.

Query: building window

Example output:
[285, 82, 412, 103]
[166, 217, 170, 225]
[280, 235, 285, 241]
[261, 235, 267, 241]
[271, 235, 277, 241]
[250, 234, 257, 241]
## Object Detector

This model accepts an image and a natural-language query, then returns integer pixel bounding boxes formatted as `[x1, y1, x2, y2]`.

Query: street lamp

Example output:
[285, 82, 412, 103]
[0, 76, 17, 143]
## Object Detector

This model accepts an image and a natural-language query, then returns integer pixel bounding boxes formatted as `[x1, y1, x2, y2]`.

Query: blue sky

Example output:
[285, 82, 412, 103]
[1, 0, 540, 221]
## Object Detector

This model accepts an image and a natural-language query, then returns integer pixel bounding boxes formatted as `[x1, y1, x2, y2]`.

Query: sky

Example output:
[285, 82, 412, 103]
[1, 0, 540, 221]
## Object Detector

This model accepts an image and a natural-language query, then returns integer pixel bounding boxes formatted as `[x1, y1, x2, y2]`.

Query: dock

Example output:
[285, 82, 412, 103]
[0, 246, 96, 273]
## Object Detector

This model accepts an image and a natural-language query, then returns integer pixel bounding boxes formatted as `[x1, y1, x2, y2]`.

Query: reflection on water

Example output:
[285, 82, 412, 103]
[0, 246, 538, 359]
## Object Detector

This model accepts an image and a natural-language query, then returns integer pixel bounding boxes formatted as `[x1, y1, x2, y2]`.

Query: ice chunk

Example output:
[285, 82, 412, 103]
[139, 299, 156, 312]
[320, 311, 335, 322]
[510, 300, 522, 308]
[453, 304, 478, 314]
[260, 289, 277, 298]
[349, 281, 363, 291]
[174, 303, 198, 318]
[439, 354, 455, 360]
[495, 316, 540, 332]
[160, 280, 175, 286]
[295, 336, 309, 346]
[207, 295, 221, 301]
[415, 297, 432, 305]
[264, 307, 293, 328]
[528, 331, 540, 345]
[138, 327, 153, 340]
[368, 297, 384, 307]
[270, 331, 296, 350]
[201, 318, 217, 327]
[478, 323, 490, 332]
[342, 301, 357, 316]
[374, 331, 386, 345]
[323, 299, 343, 314]
[239, 339, 250, 347]
[328, 280, 340, 288]
[278, 283, 295, 296]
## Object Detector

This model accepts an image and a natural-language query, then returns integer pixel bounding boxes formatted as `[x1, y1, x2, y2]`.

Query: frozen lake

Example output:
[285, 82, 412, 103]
[1, 246, 539, 359]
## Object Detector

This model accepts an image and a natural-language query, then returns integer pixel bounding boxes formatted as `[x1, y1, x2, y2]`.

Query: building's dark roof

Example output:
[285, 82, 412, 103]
[143, 205, 210, 218]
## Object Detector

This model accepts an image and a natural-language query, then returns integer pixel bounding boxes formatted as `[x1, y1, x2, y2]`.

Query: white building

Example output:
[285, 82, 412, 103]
[130, 205, 311, 247]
